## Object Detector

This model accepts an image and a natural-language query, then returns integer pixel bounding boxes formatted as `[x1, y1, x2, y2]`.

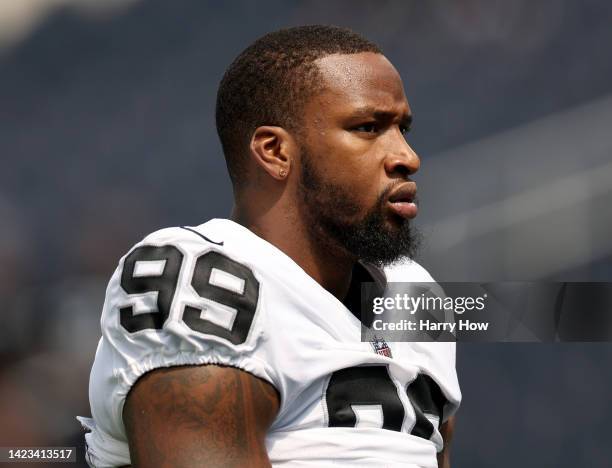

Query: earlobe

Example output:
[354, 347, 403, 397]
[249, 126, 293, 181]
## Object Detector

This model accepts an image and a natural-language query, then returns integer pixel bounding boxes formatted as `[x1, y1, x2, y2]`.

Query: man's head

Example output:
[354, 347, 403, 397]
[216, 25, 381, 185]
[216, 25, 421, 265]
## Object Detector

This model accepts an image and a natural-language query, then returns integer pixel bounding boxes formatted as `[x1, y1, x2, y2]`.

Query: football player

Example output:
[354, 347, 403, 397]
[80, 25, 461, 467]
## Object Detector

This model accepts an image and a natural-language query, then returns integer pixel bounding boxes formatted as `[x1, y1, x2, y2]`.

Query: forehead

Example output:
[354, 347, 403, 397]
[310, 52, 410, 116]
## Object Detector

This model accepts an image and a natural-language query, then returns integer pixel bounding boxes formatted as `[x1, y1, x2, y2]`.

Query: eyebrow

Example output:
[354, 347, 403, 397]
[350, 106, 413, 127]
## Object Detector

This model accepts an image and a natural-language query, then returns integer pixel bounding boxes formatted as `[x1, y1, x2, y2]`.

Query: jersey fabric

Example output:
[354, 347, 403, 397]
[80, 218, 461, 467]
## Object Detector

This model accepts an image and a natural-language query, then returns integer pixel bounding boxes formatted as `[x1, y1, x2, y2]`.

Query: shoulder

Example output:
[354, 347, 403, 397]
[97, 218, 277, 378]
[129, 219, 228, 254]
[129, 219, 274, 266]
[117, 219, 263, 280]
[105, 218, 266, 342]
[89, 218, 280, 433]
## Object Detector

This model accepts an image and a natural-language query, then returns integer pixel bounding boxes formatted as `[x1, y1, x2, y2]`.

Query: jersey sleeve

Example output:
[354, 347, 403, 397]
[83, 227, 278, 467]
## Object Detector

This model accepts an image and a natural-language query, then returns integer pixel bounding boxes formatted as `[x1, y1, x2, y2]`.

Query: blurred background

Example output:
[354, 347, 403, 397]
[0, 0, 611, 466]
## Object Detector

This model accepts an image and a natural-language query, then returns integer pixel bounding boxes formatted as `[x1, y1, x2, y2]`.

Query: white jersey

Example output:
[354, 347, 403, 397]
[80, 218, 461, 468]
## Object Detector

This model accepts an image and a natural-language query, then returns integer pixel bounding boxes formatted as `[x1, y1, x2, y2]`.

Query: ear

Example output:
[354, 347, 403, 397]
[249, 126, 295, 181]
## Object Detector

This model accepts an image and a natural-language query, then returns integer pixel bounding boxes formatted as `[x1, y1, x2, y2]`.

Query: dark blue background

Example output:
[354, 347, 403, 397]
[1, 1, 611, 466]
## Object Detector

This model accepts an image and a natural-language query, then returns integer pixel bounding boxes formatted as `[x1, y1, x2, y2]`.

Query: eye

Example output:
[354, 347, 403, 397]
[399, 124, 411, 135]
[353, 122, 378, 133]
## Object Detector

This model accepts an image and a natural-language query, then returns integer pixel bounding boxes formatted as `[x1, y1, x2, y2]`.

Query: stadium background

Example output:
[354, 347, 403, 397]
[1, 0, 611, 466]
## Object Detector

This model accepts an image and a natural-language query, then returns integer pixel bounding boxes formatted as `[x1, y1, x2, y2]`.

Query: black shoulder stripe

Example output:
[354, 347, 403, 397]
[180, 226, 224, 246]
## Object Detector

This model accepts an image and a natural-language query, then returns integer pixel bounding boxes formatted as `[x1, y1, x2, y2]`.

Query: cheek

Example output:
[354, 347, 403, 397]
[314, 130, 380, 180]
[304, 129, 386, 209]
[338, 165, 386, 214]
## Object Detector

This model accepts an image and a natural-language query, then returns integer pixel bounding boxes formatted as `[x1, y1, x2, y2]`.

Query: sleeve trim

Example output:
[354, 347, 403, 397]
[113, 351, 280, 435]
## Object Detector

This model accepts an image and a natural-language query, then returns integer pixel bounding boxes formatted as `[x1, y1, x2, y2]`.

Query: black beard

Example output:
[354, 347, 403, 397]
[297, 152, 421, 266]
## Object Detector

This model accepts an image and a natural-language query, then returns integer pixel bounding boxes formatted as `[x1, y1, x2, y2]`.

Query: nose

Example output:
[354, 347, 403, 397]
[383, 134, 420, 178]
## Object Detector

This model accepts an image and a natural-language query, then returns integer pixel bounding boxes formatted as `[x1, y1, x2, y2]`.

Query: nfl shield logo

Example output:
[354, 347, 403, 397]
[371, 337, 393, 358]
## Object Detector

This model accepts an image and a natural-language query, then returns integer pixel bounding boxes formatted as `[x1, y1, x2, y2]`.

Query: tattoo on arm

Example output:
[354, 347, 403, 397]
[123, 365, 280, 468]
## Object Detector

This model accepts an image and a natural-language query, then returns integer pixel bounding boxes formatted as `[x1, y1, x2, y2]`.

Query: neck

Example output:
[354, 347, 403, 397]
[231, 204, 356, 300]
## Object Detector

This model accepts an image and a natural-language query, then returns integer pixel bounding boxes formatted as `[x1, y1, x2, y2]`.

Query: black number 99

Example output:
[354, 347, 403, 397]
[119, 245, 259, 345]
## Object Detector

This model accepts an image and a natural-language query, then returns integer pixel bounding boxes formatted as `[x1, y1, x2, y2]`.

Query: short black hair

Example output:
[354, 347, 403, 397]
[215, 25, 382, 187]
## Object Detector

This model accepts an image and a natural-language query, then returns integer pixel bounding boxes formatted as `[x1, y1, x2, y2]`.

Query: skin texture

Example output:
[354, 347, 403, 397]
[123, 365, 279, 468]
[125, 52, 455, 467]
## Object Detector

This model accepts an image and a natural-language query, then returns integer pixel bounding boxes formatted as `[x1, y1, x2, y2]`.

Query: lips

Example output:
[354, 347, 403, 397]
[387, 183, 418, 219]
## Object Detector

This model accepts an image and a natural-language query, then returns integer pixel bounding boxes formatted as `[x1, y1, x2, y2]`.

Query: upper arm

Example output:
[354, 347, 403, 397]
[123, 364, 280, 468]
[436, 416, 456, 468]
